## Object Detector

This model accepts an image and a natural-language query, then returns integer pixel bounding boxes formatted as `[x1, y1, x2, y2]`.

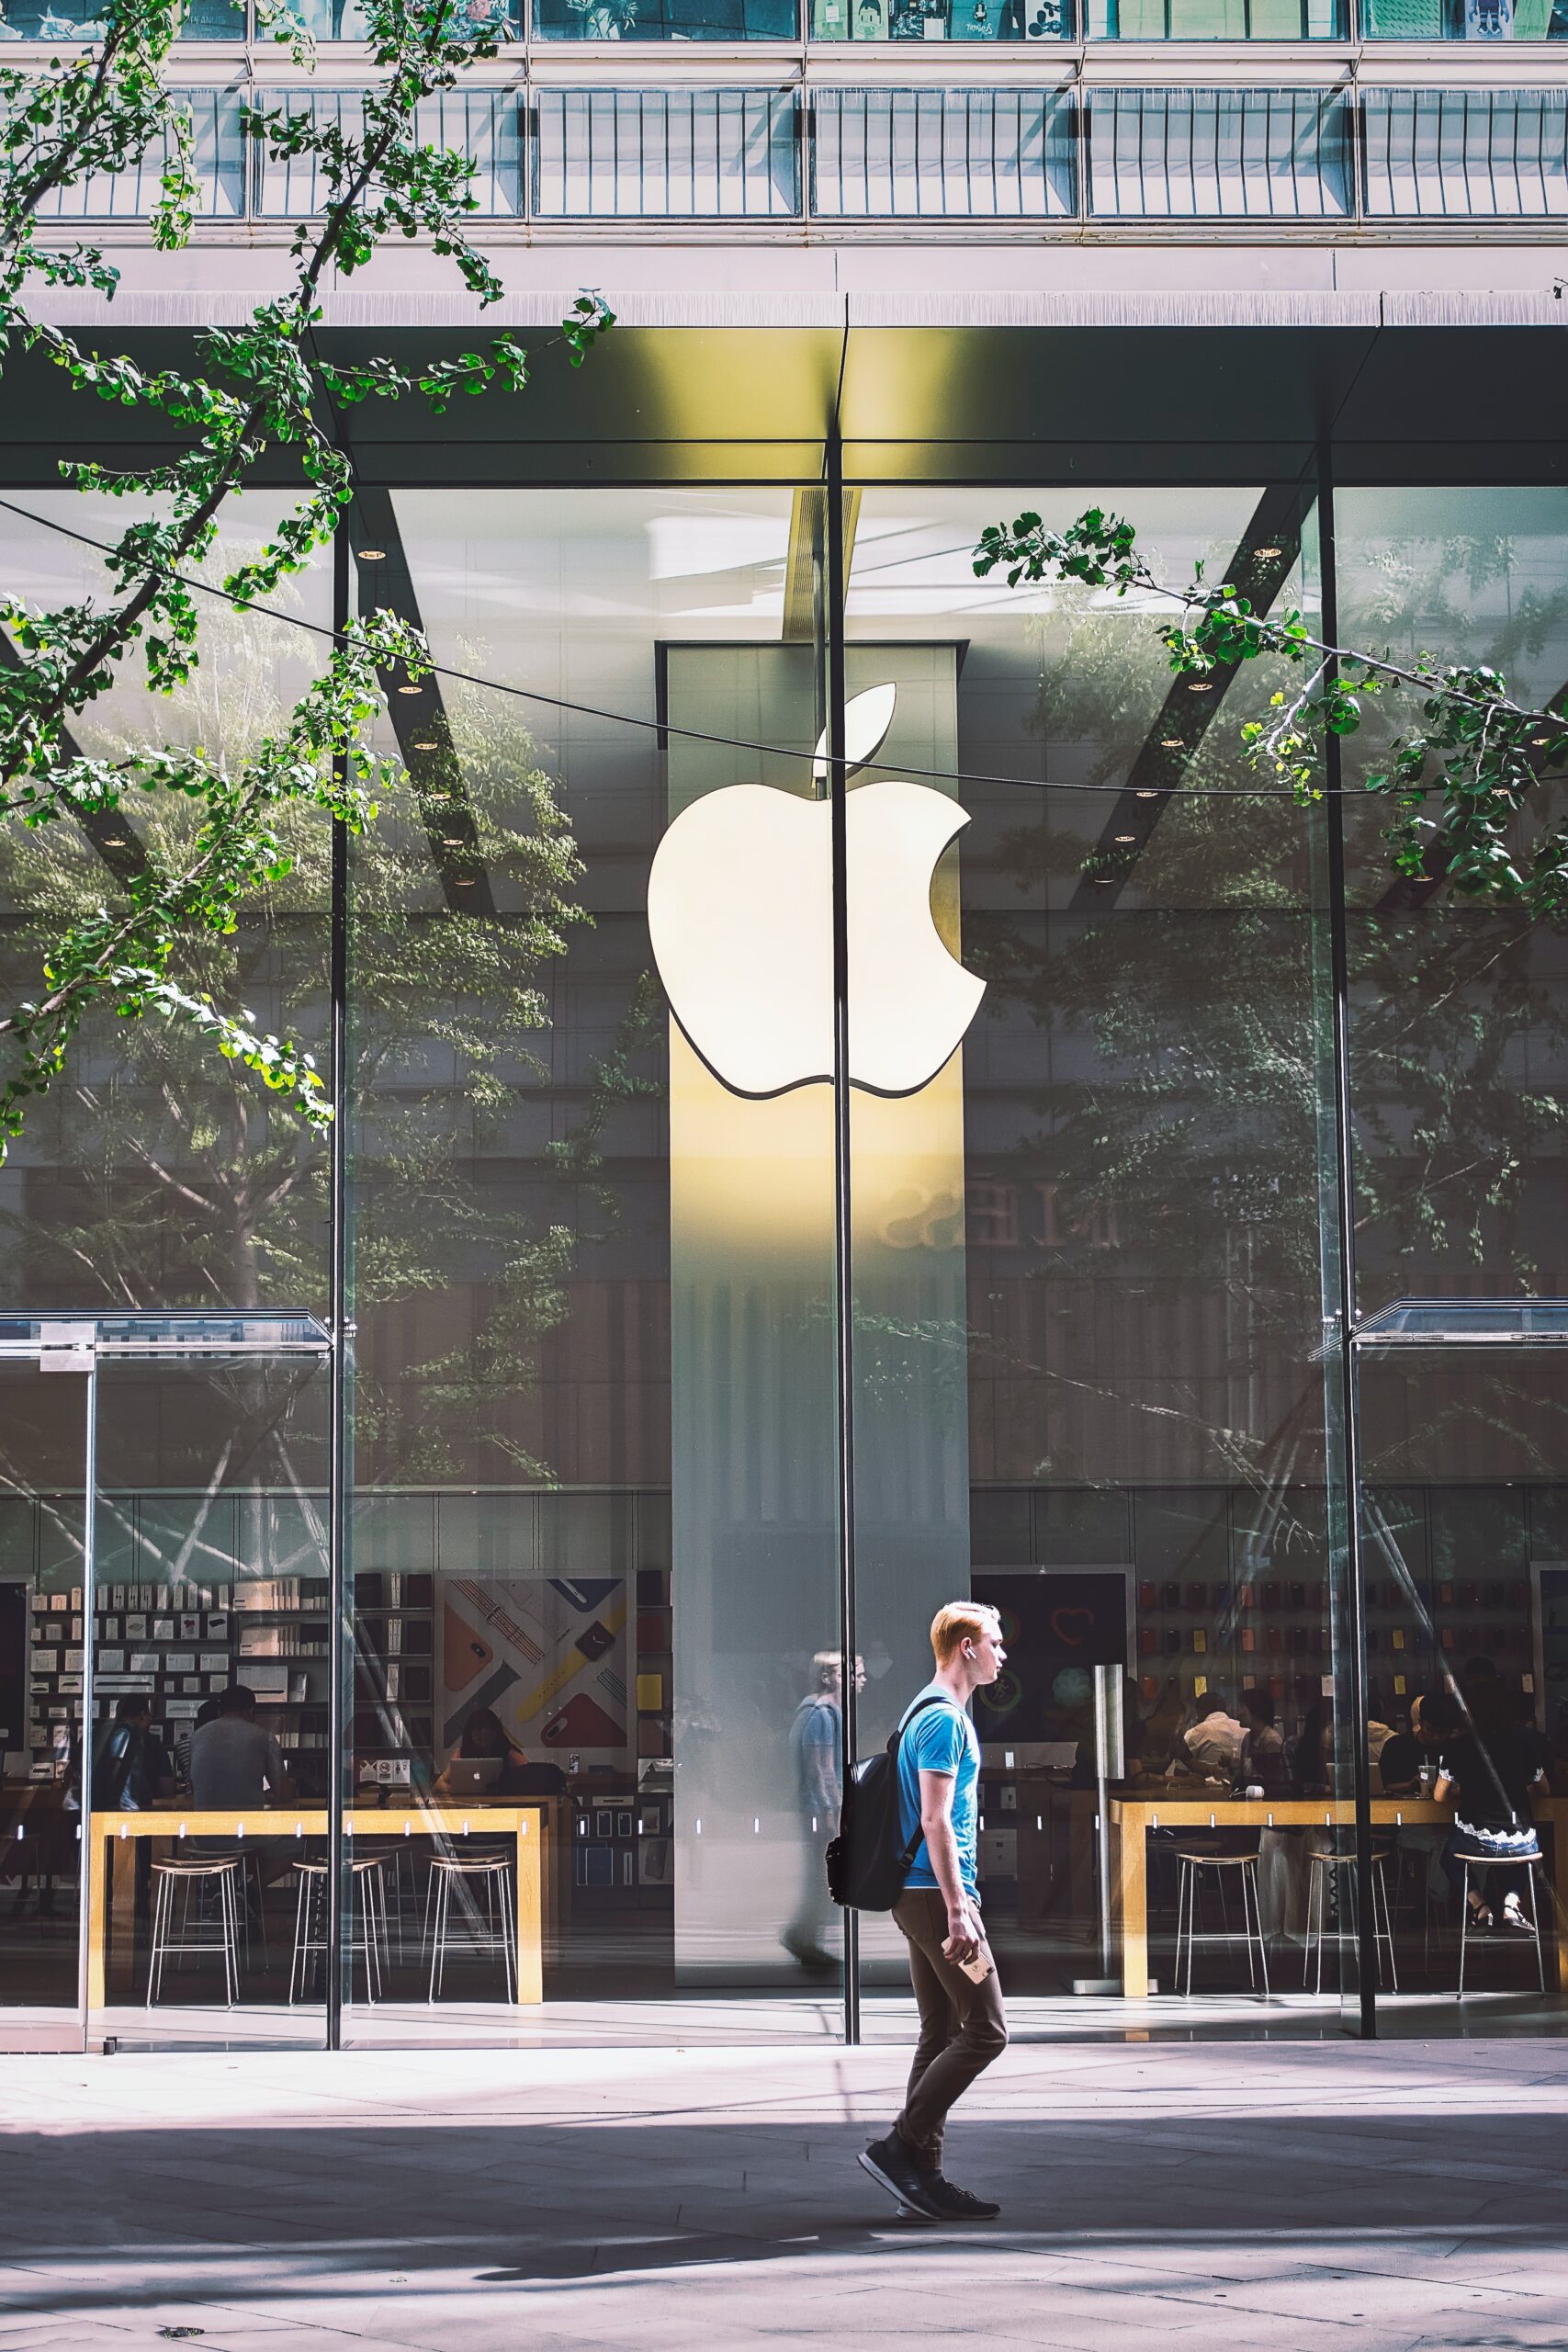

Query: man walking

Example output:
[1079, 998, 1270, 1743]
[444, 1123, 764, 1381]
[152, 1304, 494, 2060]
[859, 1601, 1009, 2224]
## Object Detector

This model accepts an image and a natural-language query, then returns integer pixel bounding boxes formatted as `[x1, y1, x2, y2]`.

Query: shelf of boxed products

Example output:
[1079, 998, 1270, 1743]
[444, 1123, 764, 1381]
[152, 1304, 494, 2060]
[352, 1573, 435, 1772]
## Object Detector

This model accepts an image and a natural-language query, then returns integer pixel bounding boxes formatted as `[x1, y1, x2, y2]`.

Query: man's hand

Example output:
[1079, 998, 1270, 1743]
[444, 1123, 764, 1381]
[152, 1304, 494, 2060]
[942, 1896, 983, 1968]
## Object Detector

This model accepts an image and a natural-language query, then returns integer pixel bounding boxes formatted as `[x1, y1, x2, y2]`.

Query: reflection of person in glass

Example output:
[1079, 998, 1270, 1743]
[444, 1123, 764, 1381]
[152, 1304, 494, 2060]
[783, 1650, 861, 1971]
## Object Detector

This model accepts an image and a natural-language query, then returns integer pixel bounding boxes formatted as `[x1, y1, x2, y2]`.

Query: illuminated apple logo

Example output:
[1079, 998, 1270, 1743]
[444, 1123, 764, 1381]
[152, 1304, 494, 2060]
[648, 685, 984, 1101]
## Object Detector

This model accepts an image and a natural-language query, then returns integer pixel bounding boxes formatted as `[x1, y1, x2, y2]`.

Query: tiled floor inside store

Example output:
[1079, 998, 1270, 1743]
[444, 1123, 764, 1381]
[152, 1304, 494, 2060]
[1, 2036, 1564, 2351]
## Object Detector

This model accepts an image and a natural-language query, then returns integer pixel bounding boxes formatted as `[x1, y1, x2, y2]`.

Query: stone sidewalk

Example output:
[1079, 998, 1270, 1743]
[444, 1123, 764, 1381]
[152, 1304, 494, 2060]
[1, 2036, 1565, 2351]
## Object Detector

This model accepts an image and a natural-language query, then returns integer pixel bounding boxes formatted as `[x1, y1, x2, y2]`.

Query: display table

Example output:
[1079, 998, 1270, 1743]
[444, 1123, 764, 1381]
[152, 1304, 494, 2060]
[89, 1805, 548, 2008]
[1107, 1792, 1568, 1997]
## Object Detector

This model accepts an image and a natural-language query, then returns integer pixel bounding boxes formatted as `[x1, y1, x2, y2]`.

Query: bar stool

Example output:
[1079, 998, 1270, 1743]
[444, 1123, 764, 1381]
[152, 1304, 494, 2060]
[147, 1854, 242, 2007]
[1173, 1849, 1270, 1998]
[1304, 1844, 1398, 1993]
[355, 1838, 419, 1966]
[1457, 1851, 1548, 1997]
[288, 1856, 389, 2003]
[425, 1852, 516, 2002]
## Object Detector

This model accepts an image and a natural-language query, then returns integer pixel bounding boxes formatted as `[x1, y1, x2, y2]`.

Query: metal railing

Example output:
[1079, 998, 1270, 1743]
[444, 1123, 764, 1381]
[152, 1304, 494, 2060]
[1087, 85, 1353, 217]
[533, 87, 799, 213]
[1361, 85, 1568, 211]
[28, 81, 1568, 223]
[812, 86, 1077, 213]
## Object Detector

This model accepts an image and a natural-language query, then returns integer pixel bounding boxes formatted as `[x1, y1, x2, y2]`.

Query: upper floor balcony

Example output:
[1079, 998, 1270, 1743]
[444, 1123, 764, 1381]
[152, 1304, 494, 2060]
[5, 0, 1564, 44]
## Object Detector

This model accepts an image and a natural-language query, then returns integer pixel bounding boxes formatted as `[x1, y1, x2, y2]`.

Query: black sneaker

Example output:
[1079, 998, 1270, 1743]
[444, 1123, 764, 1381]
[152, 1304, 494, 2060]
[858, 2131, 943, 2223]
[927, 2174, 1001, 2221]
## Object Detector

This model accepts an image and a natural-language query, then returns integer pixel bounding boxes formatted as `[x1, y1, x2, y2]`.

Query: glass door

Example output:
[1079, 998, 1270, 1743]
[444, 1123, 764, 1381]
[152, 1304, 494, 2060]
[1354, 1308, 1568, 2036]
[0, 1329, 94, 2048]
[84, 1317, 333, 2052]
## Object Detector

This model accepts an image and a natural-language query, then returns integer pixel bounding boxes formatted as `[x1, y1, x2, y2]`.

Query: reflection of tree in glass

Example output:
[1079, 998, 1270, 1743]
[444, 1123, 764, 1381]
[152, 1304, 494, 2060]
[964, 530, 1568, 1503]
[0, 619, 666, 1486]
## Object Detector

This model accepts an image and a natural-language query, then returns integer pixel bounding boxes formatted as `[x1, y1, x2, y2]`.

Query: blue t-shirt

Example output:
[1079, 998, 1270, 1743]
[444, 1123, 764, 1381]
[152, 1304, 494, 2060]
[897, 1682, 980, 1895]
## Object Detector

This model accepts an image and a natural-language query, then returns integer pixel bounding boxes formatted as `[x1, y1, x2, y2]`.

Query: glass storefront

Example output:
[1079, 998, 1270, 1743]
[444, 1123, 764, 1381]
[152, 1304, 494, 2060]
[1, 470, 1564, 2050]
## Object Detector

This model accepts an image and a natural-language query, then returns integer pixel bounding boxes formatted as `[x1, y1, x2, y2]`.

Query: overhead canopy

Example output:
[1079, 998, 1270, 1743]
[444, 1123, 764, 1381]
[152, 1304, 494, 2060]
[3, 305, 1566, 487]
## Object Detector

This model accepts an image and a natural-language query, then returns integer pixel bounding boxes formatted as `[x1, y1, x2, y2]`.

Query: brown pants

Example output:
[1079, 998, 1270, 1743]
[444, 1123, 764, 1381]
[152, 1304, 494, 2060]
[891, 1887, 1008, 2169]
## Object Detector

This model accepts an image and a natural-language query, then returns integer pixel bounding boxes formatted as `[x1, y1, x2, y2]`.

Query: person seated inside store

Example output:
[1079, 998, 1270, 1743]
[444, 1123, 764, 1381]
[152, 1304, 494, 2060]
[1434, 1677, 1548, 1936]
[1165, 1689, 1244, 1784]
[91, 1693, 175, 1811]
[434, 1705, 566, 1798]
[1378, 1689, 1453, 1795]
[1235, 1687, 1291, 1797]
[189, 1682, 293, 1808]
[1292, 1700, 1334, 1795]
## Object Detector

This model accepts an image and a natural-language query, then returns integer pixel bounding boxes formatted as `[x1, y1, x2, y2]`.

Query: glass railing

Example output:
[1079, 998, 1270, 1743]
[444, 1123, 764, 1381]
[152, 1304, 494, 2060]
[7, 0, 1568, 34]
[30, 83, 1568, 217]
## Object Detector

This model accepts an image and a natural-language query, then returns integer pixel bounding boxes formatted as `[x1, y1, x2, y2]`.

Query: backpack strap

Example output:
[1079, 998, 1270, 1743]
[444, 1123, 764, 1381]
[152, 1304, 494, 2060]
[890, 1693, 964, 1875]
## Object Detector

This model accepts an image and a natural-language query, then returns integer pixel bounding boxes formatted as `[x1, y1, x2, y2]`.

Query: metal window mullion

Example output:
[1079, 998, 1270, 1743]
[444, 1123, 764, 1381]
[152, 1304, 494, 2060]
[74, 1360, 97, 2041]
[326, 518, 350, 2056]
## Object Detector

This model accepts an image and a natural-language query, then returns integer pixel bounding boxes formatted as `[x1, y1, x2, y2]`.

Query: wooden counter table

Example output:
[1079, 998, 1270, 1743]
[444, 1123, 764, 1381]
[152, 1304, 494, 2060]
[90, 1805, 549, 2010]
[1108, 1792, 1568, 1999]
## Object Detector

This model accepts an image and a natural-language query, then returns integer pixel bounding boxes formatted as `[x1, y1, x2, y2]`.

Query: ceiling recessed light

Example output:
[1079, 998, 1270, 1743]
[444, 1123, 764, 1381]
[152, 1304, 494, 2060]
[1253, 544, 1282, 560]
[103, 835, 128, 847]
[412, 737, 438, 752]
[358, 547, 386, 561]
[1135, 789, 1159, 799]
[1160, 737, 1183, 749]
[397, 683, 423, 695]
[454, 876, 475, 888]
[1115, 833, 1136, 843]
[1091, 875, 1114, 886]
[1187, 681, 1213, 694]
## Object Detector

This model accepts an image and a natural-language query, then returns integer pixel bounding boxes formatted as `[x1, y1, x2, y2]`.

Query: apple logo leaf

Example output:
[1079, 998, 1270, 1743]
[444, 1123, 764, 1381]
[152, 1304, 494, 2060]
[812, 682, 897, 787]
[649, 683, 985, 1101]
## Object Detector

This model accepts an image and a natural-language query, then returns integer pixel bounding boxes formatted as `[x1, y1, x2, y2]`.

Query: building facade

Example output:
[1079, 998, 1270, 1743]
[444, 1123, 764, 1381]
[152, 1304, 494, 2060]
[1, 0, 1566, 2051]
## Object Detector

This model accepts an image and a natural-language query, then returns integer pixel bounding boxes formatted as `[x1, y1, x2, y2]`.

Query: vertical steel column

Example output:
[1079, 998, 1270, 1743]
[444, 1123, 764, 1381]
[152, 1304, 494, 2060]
[75, 1352, 97, 2037]
[326, 522, 351, 2053]
[827, 431, 860, 2045]
[1317, 456, 1377, 2041]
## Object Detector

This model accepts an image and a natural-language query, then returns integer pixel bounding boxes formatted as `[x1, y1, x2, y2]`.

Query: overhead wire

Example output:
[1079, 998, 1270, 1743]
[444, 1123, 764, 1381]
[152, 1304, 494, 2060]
[0, 488, 1441, 804]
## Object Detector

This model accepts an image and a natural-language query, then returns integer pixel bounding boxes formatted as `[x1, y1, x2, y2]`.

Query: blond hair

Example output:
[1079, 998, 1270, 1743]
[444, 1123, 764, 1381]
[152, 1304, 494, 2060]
[930, 1600, 1001, 1667]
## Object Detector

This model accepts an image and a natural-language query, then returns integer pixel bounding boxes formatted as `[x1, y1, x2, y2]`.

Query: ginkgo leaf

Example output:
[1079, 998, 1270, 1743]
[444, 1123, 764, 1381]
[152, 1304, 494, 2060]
[812, 682, 897, 787]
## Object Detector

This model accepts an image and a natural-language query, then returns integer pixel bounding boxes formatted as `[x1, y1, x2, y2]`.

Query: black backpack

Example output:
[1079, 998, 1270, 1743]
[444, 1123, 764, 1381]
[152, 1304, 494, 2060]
[826, 1693, 953, 1912]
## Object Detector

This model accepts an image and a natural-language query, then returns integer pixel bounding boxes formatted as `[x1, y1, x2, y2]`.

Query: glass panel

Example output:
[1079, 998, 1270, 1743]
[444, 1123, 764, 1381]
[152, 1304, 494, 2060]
[86, 1353, 330, 2050]
[1359, 1352, 1565, 2030]
[1363, 0, 1560, 35]
[345, 486, 830, 2044]
[534, 90, 800, 218]
[291, 0, 517, 29]
[1361, 93, 1568, 218]
[1083, 0, 1343, 31]
[0, 0, 240, 34]
[1335, 490, 1568, 1323]
[0, 494, 333, 1319]
[0, 1361, 89, 2041]
[254, 91, 524, 214]
[31, 90, 247, 220]
[810, 91, 1077, 217]
[809, 0, 1069, 32]
[1087, 90, 1351, 220]
[845, 487, 1356, 2034]
[533, 0, 795, 39]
